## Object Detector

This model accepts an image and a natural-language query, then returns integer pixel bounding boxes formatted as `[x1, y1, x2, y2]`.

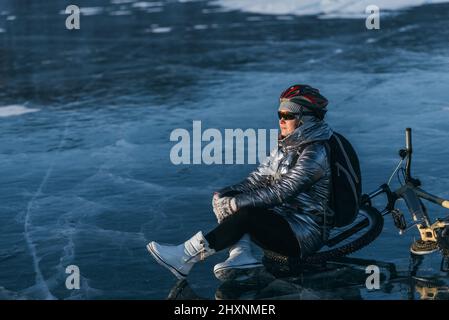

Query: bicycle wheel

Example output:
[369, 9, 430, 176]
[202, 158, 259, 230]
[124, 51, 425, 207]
[305, 205, 384, 264]
[263, 205, 384, 270]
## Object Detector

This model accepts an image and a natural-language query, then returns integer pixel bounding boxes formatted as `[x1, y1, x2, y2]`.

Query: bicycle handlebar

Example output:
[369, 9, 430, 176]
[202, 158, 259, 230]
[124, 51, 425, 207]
[405, 128, 412, 181]
[405, 128, 412, 152]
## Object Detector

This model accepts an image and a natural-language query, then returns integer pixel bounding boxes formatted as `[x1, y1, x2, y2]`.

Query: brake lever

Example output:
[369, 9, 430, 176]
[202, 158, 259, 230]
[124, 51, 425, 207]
[399, 149, 408, 159]
[408, 177, 421, 188]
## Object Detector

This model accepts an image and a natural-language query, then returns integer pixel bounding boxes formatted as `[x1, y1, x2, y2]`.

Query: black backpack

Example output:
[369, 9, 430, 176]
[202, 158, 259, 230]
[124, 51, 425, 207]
[324, 132, 362, 227]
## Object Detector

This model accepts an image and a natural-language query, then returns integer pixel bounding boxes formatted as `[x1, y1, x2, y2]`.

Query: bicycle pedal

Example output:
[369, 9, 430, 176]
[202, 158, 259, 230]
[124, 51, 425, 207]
[392, 209, 407, 231]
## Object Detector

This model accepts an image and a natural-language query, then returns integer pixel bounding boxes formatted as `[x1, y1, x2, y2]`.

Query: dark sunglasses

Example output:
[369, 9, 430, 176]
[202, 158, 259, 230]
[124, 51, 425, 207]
[278, 111, 298, 120]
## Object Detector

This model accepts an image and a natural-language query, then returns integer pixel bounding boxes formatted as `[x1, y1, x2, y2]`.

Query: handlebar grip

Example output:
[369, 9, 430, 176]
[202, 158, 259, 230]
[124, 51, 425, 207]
[405, 128, 412, 181]
[443, 200, 449, 209]
[405, 128, 412, 152]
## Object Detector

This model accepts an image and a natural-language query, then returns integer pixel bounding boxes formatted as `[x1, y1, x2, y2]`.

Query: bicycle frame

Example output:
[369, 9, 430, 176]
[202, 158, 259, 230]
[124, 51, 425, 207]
[363, 128, 449, 244]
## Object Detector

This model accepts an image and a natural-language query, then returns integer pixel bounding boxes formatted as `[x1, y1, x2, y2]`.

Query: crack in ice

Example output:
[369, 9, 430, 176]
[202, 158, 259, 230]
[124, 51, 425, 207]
[23, 119, 71, 300]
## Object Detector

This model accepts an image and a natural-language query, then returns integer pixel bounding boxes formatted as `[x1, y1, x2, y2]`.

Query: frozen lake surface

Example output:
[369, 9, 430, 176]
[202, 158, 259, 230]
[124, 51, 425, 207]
[1, 0, 449, 299]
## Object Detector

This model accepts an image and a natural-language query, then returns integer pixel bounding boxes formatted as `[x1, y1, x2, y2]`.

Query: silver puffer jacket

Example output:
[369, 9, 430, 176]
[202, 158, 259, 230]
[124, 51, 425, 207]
[230, 118, 333, 257]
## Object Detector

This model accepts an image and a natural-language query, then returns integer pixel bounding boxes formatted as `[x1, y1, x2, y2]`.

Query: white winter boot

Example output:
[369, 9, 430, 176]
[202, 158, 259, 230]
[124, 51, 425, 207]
[147, 231, 215, 280]
[213, 234, 263, 281]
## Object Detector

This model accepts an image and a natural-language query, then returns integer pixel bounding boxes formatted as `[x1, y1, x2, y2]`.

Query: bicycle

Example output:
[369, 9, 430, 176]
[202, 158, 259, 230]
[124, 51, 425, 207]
[263, 128, 449, 274]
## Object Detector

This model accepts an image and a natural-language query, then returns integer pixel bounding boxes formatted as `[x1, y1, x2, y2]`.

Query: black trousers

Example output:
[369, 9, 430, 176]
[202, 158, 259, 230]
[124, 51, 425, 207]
[205, 207, 301, 258]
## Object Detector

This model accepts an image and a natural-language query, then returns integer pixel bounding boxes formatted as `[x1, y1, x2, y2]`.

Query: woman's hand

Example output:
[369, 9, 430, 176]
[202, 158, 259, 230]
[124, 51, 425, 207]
[213, 194, 238, 223]
[212, 192, 220, 219]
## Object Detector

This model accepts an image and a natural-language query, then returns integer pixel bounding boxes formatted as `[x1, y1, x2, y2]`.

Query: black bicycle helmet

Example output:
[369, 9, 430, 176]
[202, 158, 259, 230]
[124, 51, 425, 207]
[279, 84, 328, 120]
